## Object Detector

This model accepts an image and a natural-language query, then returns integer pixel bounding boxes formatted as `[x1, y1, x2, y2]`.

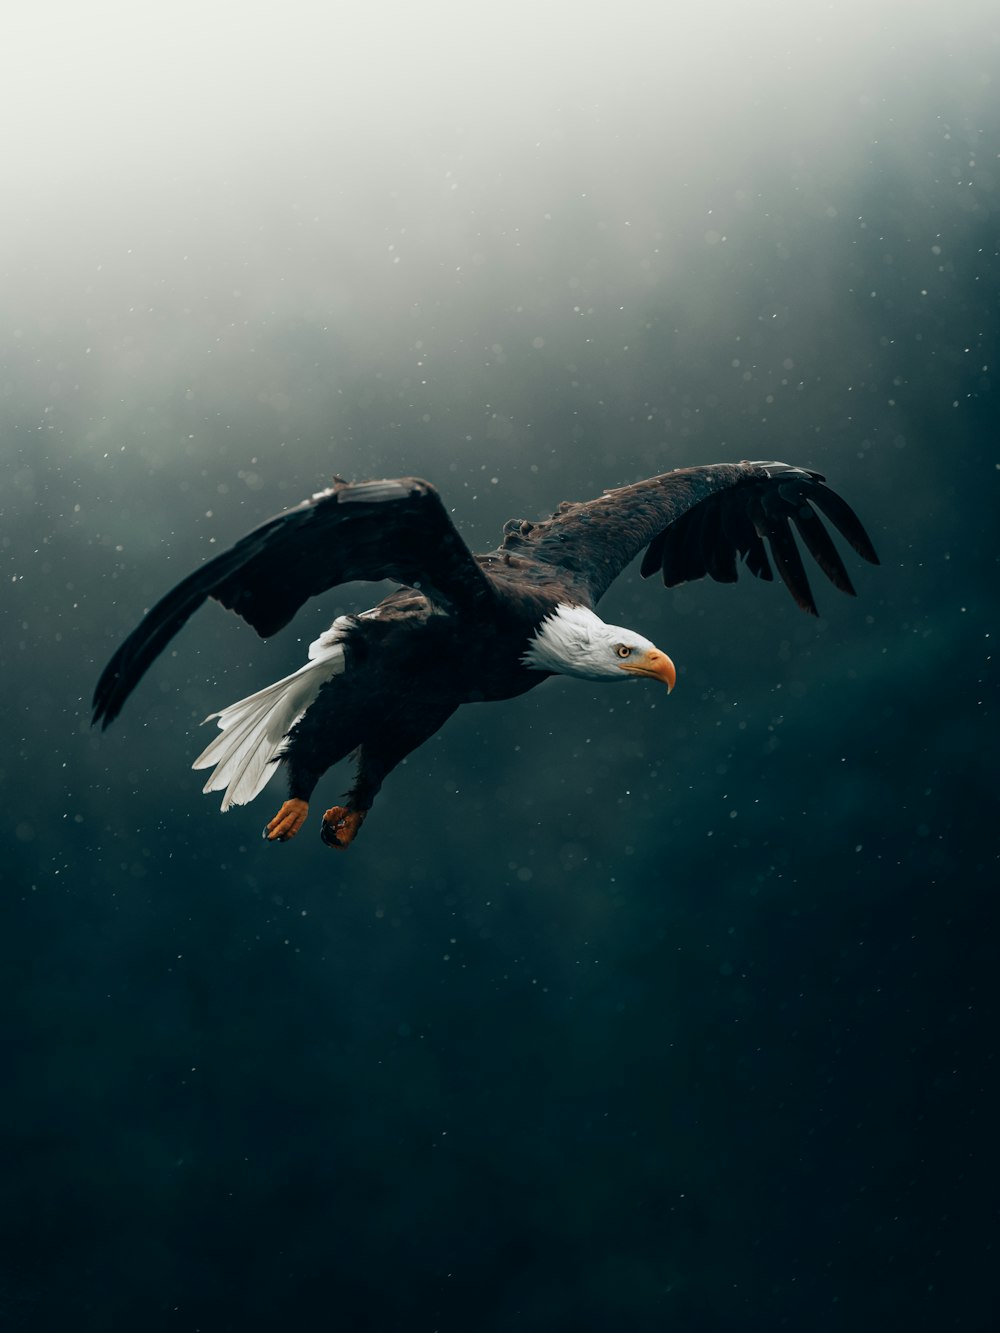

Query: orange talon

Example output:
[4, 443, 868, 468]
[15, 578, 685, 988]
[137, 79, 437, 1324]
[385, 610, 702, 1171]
[263, 798, 309, 843]
[321, 806, 367, 850]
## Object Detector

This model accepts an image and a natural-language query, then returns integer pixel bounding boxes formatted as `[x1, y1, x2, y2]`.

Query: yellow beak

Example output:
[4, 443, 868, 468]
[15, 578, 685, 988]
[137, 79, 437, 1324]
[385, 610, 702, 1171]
[620, 647, 676, 692]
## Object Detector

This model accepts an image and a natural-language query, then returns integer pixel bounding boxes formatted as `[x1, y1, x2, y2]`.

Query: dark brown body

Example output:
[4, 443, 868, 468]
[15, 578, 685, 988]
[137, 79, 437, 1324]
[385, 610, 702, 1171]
[284, 574, 558, 812]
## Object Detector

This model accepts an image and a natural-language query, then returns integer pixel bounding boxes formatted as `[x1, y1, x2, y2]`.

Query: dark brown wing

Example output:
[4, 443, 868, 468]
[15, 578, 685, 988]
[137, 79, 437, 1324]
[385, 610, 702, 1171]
[503, 460, 879, 612]
[93, 477, 492, 729]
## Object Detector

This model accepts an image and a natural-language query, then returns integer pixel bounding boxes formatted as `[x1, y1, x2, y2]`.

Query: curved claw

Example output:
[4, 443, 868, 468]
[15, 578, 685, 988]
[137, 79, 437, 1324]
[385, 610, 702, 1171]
[263, 798, 309, 843]
[321, 806, 367, 850]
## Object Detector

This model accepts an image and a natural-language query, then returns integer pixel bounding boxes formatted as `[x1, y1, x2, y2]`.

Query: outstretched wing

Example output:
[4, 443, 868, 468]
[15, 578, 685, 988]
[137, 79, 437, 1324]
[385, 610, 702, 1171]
[93, 477, 492, 729]
[504, 461, 879, 611]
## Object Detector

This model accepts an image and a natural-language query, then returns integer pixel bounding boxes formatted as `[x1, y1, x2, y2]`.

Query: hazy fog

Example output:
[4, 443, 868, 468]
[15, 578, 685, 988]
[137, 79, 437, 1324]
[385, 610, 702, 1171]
[3, 4, 998, 1329]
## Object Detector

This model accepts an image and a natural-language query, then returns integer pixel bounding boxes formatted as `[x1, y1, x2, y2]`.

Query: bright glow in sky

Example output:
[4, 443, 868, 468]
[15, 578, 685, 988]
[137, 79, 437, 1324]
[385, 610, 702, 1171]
[2, 0, 995, 364]
[3, 0, 992, 193]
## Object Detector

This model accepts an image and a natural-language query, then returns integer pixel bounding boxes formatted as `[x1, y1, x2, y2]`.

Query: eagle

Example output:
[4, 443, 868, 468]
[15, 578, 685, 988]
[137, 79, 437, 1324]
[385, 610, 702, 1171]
[92, 461, 878, 849]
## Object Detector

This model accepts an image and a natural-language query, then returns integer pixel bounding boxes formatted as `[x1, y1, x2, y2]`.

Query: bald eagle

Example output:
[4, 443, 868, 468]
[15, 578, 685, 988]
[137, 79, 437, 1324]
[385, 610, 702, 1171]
[92, 461, 878, 849]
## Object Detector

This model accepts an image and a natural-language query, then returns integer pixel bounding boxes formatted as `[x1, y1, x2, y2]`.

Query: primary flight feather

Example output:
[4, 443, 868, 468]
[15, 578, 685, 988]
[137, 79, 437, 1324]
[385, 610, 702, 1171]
[93, 460, 878, 849]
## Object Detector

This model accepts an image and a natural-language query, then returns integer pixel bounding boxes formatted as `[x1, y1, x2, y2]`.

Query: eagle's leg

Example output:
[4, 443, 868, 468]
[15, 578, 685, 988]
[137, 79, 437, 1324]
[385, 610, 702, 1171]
[263, 754, 327, 843]
[320, 806, 367, 849]
[321, 709, 458, 850]
[263, 798, 309, 842]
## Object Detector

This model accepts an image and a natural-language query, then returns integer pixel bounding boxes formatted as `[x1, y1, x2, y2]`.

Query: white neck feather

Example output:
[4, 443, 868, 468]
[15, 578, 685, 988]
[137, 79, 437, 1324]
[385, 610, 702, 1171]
[522, 603, 655, 681]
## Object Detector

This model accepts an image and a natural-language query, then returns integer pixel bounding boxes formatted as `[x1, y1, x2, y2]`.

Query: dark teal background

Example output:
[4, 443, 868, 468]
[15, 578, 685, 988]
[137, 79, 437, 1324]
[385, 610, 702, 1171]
[3, 7, 997, 1328]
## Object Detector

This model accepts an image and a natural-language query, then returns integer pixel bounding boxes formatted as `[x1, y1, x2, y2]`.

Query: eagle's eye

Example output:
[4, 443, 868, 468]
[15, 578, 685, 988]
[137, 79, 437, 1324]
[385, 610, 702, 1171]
[615, 644, 632, 658]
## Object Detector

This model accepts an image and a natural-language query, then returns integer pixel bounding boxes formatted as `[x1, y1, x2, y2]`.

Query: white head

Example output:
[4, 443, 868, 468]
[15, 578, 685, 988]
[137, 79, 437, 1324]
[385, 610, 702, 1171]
[522, 603, 676, 689]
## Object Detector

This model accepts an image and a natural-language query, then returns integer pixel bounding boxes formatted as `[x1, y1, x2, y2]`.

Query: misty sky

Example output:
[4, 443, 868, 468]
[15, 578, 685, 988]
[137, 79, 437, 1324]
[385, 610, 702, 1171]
[3, 5, 998, 1329]
[5, 1, 996, 549]
[6, 1, 996, 384]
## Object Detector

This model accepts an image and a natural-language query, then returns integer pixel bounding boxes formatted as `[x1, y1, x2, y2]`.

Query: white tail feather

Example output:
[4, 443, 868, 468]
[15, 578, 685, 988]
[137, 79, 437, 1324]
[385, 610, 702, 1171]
[193, 632, 347, 811]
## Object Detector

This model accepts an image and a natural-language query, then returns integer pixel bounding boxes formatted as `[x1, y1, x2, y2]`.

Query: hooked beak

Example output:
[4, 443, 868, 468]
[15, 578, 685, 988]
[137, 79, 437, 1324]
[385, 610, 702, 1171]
[620, 647, 676, 692]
